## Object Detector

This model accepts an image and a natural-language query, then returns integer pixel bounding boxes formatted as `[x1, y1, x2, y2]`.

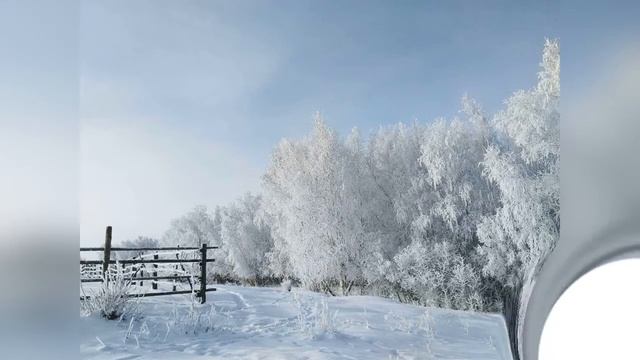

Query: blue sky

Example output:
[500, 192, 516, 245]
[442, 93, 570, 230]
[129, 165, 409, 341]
[79, 1, 640, 244]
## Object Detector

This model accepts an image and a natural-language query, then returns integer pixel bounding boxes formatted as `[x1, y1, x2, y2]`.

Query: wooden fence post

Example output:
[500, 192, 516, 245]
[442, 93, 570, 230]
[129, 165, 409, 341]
[102, 226, 112, 280]
[173, 246, 178, 292]
[139, 264, 144, 286]
[152, 253, 158, 290]
[173, 266, 177, 292]
[200, 243, 207, 304]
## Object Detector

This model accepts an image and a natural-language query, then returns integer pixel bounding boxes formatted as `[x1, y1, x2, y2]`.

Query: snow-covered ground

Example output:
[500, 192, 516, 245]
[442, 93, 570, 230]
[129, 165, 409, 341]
[80, 285, 512, 359]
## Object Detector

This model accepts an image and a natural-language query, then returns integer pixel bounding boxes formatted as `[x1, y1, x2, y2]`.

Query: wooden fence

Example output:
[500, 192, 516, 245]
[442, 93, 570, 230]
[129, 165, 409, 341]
[80, 226, 218, 304]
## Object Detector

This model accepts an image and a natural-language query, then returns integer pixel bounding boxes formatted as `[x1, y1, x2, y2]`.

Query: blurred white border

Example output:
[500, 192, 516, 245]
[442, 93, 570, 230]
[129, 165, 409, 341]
[540, 258, 640, 359]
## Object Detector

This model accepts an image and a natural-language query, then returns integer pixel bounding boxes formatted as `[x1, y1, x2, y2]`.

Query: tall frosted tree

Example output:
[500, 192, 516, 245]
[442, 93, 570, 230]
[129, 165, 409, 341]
[365, 123, 424, 263]
[477, 39, 559, 358]
[262, 116, 375, 295]
[414, 97, 497, 248]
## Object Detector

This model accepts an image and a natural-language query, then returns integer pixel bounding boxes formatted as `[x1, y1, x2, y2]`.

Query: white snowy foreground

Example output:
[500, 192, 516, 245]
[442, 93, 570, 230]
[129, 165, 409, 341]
[80, 285, 512, 359]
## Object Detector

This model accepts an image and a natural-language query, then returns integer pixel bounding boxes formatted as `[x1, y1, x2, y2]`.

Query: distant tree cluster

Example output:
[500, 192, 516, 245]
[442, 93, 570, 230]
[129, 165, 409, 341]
[145, 40, 558, 323]
[115, 236, 160, 260]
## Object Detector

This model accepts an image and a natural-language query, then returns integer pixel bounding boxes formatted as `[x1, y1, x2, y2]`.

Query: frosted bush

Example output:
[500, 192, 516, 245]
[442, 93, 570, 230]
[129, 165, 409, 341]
[293, 292, 339, 338]
[281, 279, 292, 292]
[312, 298, 339, 337]
[419, 310, 435, 338]
[81, 263, 138, 320]
[391, 241, 486, 311]
[165, 295, 217, 337]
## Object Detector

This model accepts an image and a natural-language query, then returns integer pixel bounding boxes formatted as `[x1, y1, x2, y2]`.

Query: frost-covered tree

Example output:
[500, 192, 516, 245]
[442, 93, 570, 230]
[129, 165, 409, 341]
[262, 116, 375, 295]
[362, 122, 424, 288]
[375, 97, 501, 311]
[162, 205, 227, 281]
[210, 206, 234, 282]
[162, 205, 218, 248]
[220, 193, 273, 284]
[478, 38, 559, 291]
[262, 216, 291, 281]
[477, 39, 559, 357]
[415, 96, 497, 253]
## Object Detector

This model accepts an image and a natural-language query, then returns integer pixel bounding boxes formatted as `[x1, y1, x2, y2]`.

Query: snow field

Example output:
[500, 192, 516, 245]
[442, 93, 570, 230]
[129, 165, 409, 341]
[80, 285, 512, 360]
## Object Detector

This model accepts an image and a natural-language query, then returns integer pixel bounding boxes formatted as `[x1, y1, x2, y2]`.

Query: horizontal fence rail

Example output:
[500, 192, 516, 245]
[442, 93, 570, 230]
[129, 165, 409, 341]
[80, 226, 218, 303]
[80, 258, 216, 265]
[81, 275, 194, 283]
[80, 246, 219, 252]
[80, 288, 217, 301]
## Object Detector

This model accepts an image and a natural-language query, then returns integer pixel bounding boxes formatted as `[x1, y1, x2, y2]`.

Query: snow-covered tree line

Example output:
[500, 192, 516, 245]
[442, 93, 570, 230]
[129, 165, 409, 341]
[143, 40, 558, 316]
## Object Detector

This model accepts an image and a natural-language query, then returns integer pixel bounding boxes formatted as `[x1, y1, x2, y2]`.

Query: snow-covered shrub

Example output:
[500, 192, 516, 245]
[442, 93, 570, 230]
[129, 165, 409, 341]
[281, 278, 292, 292]
[293, 291, 339, 338]
[166, 297, 216, 336]
[81, 264, 138, 320]
[419, 310, 435, 338]
[391, 241, 486, 311]
[311, 298, 339, 337]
